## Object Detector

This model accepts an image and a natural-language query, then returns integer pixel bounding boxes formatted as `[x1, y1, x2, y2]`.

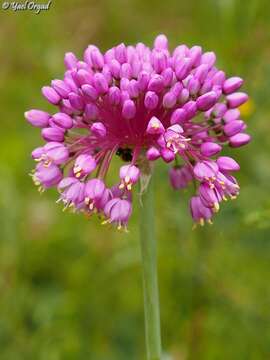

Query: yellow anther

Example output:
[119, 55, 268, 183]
[199, 218, 205, 226]
[101, 219, 110, 225]
[207, 219, 213, 225]
[124, 175, 130, 184]
[75, 172, 81, 178]
[43, 160, 51, 167]
[151, 120, 160, 129]
[213, 202, 220, 212]
[119, 183, 125, 189]
[127, 184, 132, 191]
[222, 195, 228, 201]
[74, 166, 81, 173]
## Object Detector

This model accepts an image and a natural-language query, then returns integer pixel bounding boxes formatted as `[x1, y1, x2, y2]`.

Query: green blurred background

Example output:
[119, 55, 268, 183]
[1, 0, 270, 358]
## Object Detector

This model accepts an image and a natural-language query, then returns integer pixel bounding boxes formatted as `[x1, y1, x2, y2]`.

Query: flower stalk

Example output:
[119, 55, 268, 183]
[140, 178, 162, 360]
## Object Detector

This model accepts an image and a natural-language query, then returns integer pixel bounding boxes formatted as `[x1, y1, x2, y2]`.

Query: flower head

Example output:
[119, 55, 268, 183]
[26, 34, 250, 228]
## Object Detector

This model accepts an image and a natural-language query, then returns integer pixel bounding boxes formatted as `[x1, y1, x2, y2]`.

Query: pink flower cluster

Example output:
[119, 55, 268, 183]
[26, 34, 250, 229]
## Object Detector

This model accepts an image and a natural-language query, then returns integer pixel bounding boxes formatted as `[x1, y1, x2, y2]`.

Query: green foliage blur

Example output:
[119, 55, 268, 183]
[1, 0, 270, 358]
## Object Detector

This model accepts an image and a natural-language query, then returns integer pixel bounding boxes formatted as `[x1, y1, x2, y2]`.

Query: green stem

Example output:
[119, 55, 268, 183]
[139, 179, 162, 360]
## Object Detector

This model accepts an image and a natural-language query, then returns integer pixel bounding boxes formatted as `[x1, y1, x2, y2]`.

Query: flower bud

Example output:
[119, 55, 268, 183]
[217, 156, 240, 172]
[178, 88, 189, 104]
[109, 59, 121, 79]
[51, 112, 73, 129]
[175, 57, 191, 80]
[146, 147, 160, 161]
[122, 100, 136, 119]
[229, 133, 251, 147]
[154, 34, 168, 50]
[189, 46, 202, 67]
[223, 109, 240, 123]
[152, 50, 167, 73]
[183, 100, 197, 120]
[51, 79, 71, 98]
[148, 75, 164, 93]
[93, 73, 109, 94]
[138, 71, 150, 91]
[108, 86, 121, 105]
[223, 77, 243, 94]
[91, 49, 104, 69]
[42, 86, 61, 105]
[194, 64, 209, 83]
[200, 142, 222, 157]
[171, 82, 183, 97]
[160, 148, 175, 163]
[170, 108, 187, 125]
[196, 91, 217, 111]
[212, 70, 226, 86]
[188, 78, 200, 95]
[211, 103, 227, 118]
[42, 127, 65, 142]
[226, 92, 248, 108]
[224, 120, 245, 136]
[64, 52, 78, 70]
[115, 43, 127, 64]
[81, 84, 98, 101]
[91, 122, 107, 138]
[201, 51, 216, 67]
[75, 69, 92, 86]
[127, 79, 139, 98]
[104, 48, 115, 63]
[161, 68, 174, 87]
[25, 109, 50, 128]
[162, 91, 177, 109]
[32, 147, 44, 160]
[144, 91, 159, 110]
[121, 63, 132, 79]
[84, 103, 99, 121]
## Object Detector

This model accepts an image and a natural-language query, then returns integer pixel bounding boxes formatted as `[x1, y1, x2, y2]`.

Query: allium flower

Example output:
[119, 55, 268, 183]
[26, 34, 250, 229]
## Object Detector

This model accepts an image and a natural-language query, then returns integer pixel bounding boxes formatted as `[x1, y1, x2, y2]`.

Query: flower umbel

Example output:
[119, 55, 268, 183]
[26, 34, 250, 228]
